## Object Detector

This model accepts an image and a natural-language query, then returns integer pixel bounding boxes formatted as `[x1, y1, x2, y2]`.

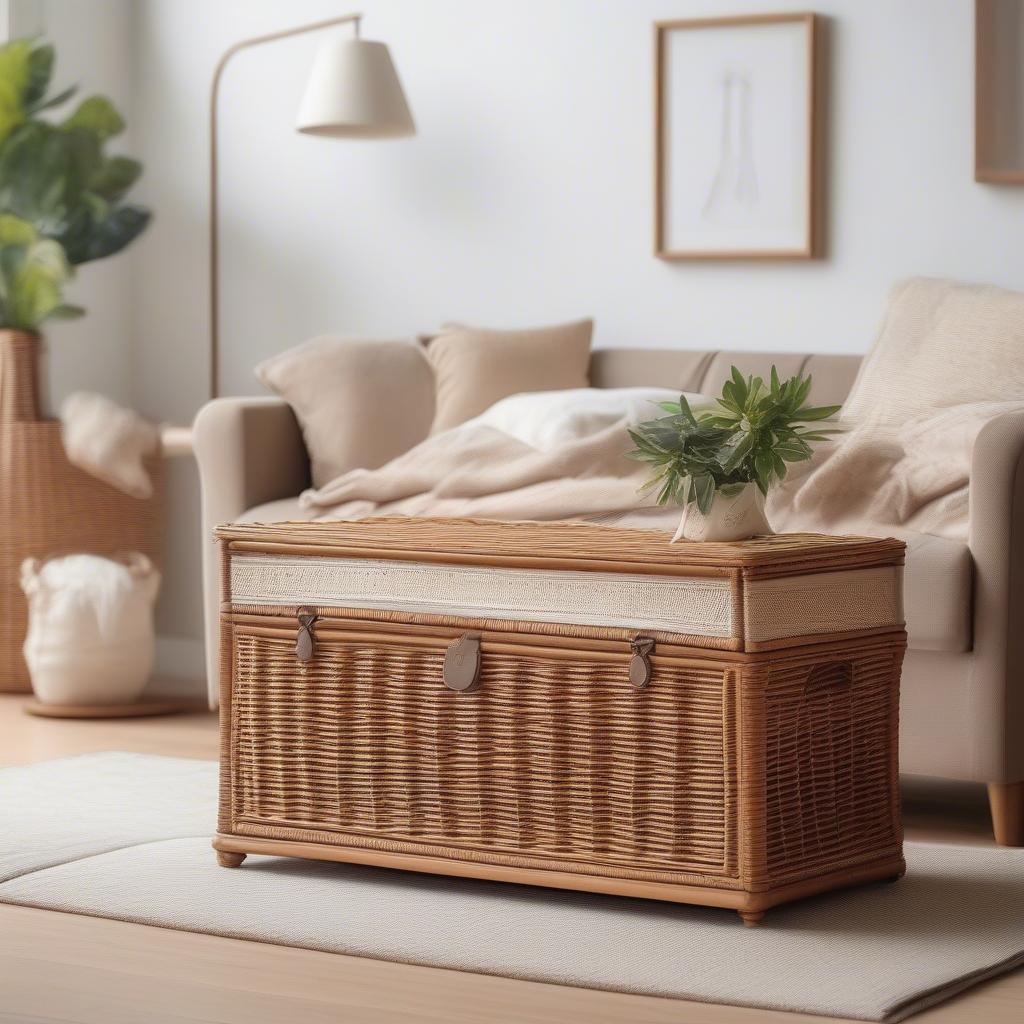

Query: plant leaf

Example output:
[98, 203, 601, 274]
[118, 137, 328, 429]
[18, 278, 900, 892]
[719, 381, 740, 413]
[793, 404, 841, 421]
[693, 473, 715, 514]
[48, 302, 84, 319]
[0, 234, 73, 329]
[88, 155, 142, 203]
[792, 374, 812, 410]
[677, 393, 698, 426]
[720, 433, 751, 473]
[730, 365, 748, 405]
[61, 95, 124, 139]
[0, 212, 35, 245]
[0, 39, 32, 145]
[754, 449, 776, 490]
[70, 203, 151, 263]
[27, 82, 77, 115]
[24, 43, 54, 108]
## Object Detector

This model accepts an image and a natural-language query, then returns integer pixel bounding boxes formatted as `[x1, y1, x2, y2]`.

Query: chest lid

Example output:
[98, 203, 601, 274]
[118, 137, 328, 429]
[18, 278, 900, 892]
[218, 516, 902, 574]
[218, 517, 905, 651]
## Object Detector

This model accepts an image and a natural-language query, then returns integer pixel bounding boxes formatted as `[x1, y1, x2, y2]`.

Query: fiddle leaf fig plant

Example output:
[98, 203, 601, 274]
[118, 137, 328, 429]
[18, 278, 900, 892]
[0, 38, 150, 330]
[627, 366, 842, 514]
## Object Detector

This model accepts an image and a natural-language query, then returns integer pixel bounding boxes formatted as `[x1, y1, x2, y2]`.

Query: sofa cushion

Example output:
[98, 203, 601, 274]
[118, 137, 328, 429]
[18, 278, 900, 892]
[589, 350, 864, 408]
[256, 336, 435, 489]
[589, 349, 712, 392]
[424, 319, 593, 433]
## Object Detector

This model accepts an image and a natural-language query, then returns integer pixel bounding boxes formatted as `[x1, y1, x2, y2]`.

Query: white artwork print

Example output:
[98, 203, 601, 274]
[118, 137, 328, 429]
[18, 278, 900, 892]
[662, 20, 811, 253]
[702, 72, 759, 221]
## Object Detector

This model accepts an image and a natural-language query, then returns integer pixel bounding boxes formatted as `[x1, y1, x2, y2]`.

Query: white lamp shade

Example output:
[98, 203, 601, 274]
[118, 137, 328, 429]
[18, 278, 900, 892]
[296, 38, 415, 138]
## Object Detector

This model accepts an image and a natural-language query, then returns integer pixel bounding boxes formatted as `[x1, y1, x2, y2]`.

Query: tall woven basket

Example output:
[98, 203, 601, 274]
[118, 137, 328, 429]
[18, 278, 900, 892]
[0, 330, 163, 692]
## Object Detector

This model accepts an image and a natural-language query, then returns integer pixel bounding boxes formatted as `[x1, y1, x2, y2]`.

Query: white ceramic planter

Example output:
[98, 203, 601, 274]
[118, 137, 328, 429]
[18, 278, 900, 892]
[671, 483, 772, 543]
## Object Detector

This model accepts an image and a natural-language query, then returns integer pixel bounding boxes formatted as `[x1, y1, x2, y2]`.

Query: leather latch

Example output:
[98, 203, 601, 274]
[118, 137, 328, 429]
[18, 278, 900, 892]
[629, 635, 656, 689]
[444, 632, 482, 691]
[295, 609, 319, 663]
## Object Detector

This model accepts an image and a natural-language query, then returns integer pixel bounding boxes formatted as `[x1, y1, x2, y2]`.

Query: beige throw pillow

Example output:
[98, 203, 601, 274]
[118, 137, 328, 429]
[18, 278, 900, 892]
[424, 318, 593, 433]
[257, 336, 436, 489]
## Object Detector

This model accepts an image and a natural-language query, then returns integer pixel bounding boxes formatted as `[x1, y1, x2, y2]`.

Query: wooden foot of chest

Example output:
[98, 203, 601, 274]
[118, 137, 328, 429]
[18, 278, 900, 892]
[216, 850, 246, 869]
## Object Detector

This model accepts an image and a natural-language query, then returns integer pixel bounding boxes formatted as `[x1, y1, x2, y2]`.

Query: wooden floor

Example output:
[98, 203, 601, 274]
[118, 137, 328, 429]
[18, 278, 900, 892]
[0, 691, 1021, 1024]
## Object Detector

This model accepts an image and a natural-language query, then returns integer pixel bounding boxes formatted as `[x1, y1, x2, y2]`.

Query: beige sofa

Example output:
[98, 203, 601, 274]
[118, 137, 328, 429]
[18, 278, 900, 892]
[194, 347, 1024, 845]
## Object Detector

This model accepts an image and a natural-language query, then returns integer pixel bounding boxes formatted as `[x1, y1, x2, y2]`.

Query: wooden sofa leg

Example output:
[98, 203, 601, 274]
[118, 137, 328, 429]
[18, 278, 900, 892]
[987, 782, 1024, 846]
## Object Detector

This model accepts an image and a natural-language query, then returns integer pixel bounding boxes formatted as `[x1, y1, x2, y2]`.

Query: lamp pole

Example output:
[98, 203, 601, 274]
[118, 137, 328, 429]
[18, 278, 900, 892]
[208, 13, 363, 400]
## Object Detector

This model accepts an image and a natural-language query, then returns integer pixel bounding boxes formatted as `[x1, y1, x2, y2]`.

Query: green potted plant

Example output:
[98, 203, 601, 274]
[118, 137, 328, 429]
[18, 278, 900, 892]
[0, 38, 150, 356]
[0, 38, 152, 692]
[627, 366, 840, 542]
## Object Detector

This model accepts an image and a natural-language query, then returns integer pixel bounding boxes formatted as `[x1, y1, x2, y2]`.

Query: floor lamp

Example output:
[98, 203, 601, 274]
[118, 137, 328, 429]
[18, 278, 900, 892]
[208, 12, 415, 399]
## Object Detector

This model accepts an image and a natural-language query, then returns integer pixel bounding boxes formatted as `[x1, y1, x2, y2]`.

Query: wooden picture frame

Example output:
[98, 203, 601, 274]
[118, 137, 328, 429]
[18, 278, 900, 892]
[975, 0, 1024, 183]
[654, 12, 821, 260]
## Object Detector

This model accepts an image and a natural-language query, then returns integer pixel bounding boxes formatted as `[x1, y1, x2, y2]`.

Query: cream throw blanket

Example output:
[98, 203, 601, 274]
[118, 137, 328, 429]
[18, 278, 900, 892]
[300, 388, 687, 528]
[303, 279, 1024, 541]
[768, 278, 1024, 542]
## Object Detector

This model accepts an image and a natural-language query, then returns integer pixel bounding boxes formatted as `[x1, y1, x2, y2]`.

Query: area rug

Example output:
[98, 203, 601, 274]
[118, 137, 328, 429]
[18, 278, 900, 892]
[2, 754, 1022, 1022]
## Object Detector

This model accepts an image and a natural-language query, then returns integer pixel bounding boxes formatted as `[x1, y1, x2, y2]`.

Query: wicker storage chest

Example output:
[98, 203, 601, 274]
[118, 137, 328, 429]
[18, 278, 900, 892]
[214, 518, 906, 925]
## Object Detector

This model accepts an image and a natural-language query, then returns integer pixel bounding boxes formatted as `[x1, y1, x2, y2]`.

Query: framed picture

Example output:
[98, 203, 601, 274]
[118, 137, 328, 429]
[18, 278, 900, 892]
[975, 0, 1024, 183]
[654, 12, 821, 260]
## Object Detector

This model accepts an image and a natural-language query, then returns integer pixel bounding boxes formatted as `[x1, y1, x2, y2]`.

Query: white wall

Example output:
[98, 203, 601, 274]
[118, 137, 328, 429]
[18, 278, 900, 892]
[128, 0, 1024, 690]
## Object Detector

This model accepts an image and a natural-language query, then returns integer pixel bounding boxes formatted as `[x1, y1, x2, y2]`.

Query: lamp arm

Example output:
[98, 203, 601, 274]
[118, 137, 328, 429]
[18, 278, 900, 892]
[208, 12, 363, 399]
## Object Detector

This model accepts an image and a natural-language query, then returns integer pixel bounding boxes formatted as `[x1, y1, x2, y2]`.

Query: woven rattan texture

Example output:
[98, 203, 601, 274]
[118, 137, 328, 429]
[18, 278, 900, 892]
[0, 332, 163, 691]
[761, 648, 903, 883]
[230, 631, 738, 882]
[218, 517, 904, 574]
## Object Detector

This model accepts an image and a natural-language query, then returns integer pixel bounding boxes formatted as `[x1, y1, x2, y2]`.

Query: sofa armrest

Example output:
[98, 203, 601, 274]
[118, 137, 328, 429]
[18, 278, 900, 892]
[968, 411, 1024, 782]
[193, 397, 311, 706]
[194, 396, 310, 516]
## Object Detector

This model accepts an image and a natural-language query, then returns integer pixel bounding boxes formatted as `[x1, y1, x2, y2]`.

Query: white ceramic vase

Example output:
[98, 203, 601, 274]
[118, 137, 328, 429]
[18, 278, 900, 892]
[671, 483, 773, 543]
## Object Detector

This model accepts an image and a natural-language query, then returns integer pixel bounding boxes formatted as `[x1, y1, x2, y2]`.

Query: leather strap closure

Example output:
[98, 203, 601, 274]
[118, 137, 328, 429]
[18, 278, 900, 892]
[295, 609, 320, 663]
[629, 635, 656, 689]
[444, 632, 482, 691]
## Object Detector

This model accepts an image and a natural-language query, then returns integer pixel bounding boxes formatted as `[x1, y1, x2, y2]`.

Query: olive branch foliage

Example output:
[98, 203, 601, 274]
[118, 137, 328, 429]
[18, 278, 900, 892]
[626, 366, 841, 514]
